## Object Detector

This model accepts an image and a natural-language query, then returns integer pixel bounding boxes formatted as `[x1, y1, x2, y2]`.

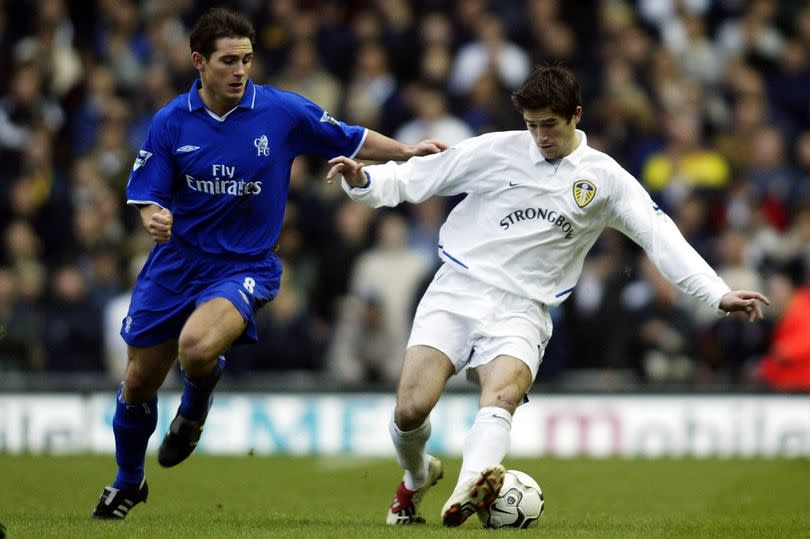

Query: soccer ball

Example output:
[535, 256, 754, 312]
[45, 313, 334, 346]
[477, 469, 544, 529]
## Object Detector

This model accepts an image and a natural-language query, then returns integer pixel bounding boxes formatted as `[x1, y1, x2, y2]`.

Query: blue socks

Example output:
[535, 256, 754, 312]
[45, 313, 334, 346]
[178, 355, 225, 421]
[110, 356, 224, 489]
[112, 384, 157, 490]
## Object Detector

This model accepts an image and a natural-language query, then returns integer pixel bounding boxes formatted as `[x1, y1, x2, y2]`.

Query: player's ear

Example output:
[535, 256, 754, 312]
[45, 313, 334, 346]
[191, 51, 206, 72]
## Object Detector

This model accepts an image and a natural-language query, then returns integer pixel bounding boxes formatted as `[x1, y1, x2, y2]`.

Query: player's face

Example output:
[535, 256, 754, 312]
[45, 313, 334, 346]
[523, 106, 582, 160]
[196, 37, 253, 106]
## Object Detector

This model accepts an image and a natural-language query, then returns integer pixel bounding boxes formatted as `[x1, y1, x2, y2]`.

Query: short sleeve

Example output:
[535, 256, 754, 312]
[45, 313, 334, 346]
[286, 93, 366, 159]
[125, 110, 175, 208]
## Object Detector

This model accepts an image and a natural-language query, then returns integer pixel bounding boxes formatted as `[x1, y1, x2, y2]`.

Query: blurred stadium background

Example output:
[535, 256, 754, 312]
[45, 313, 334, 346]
[1, 0, 809, 459]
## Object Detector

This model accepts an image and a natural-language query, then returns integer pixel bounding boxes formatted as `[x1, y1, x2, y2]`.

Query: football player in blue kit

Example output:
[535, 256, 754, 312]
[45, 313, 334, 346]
[91, 8, 445, 520]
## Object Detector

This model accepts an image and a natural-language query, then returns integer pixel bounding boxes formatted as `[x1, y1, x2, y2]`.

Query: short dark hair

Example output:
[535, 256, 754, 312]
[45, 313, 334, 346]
[511, 65, 580, 119]
[189, 8, 255, 60]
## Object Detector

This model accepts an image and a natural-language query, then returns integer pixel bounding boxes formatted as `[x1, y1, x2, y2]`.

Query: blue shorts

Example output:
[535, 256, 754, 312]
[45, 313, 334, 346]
[121, 240, 282, 348]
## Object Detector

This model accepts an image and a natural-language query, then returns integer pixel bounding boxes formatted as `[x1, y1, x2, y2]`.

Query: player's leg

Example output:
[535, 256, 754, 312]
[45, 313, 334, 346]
[461, 355, 531, 483]
[158, 297, 246, 467]
[441, 355, 532, 527]
[93, 340, 178, 519]
[392, 345, 454, 474]
[386, 344, 454, 525]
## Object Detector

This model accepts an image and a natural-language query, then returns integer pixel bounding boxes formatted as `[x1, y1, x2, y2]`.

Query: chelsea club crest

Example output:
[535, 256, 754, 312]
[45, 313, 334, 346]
[573, 180, 596, 208]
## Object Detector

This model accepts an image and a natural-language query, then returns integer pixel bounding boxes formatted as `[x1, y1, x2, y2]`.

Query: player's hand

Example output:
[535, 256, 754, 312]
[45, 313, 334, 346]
[719, 290, 770, 322]
[142, 206, 173, 244]
[326, 156, 368, 188]
[409, 138, 447, 157]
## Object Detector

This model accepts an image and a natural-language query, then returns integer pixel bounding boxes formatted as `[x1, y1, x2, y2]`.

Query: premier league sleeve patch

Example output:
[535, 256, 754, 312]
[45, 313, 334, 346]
[132, 149, 153, 171]
[573, 180, 596, 208]
[319, 110, 340, 126]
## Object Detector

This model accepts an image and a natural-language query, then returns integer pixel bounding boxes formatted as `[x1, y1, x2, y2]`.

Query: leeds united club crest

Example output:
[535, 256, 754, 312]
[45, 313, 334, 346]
[573, 180, 596, 208]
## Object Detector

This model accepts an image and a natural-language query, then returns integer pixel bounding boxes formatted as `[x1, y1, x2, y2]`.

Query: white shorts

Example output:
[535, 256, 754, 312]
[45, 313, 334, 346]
[407, 264, 552, 381]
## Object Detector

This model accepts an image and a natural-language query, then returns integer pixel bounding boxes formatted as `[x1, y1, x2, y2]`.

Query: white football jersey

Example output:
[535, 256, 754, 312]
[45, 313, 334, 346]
[343, 130, 731, 310]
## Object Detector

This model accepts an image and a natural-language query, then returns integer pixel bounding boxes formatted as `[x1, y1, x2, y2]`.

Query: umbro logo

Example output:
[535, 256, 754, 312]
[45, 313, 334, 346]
[176, 145, 200, 153]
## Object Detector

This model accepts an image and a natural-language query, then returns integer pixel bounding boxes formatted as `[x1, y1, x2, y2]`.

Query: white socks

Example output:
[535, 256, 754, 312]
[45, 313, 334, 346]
[457, 406, 512, 489]
[389, 406, 513, 492]
[389, 415, 431, 490]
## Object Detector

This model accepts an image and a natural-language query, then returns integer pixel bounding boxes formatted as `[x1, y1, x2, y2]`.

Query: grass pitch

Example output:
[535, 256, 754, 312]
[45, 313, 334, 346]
[1, 454, 808, 538]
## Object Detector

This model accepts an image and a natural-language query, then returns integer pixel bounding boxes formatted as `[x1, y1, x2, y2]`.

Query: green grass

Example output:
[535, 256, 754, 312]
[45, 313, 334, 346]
[1, 455, 809, 538]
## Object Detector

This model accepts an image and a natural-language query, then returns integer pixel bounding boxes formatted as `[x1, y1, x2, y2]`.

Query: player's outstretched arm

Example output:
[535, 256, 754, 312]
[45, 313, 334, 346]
[326, 156, 367, 188]
[719, 290, 771, 322]
[355, 130, 446, 161]
[139, 203, 173, 244]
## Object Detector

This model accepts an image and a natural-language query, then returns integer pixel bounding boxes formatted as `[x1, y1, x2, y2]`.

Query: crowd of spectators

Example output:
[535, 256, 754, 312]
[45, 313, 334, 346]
[0, 0, 808, 391]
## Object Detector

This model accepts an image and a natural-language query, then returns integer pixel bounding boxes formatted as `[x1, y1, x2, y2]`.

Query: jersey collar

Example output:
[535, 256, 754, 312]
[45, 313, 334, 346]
[529, 129, 588, 166]
[187, 79, 257, 112]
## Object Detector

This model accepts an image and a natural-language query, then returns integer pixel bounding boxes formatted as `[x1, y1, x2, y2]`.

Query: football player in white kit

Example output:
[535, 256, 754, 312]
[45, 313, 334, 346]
[326, 65, 770, 527]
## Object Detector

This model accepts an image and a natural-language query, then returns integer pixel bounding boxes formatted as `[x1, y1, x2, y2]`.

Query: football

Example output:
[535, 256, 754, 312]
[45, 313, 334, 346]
[477, 469, 544, 529]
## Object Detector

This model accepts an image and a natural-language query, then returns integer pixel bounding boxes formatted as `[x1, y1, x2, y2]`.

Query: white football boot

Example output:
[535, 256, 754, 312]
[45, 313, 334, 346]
[440, 464, 505, 527]
[386, 455, 443, 525]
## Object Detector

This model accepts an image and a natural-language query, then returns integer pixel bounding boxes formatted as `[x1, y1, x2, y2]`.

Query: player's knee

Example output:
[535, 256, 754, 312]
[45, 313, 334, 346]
[122, 368, 159, 402]
[395, 397, 432, 430]
[480, 384, 524, 413]
[178, 331, 216, 365]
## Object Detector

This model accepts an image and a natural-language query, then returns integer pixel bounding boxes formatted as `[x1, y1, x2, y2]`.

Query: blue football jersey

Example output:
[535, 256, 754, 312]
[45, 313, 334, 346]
[126, 79, 367, 257]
